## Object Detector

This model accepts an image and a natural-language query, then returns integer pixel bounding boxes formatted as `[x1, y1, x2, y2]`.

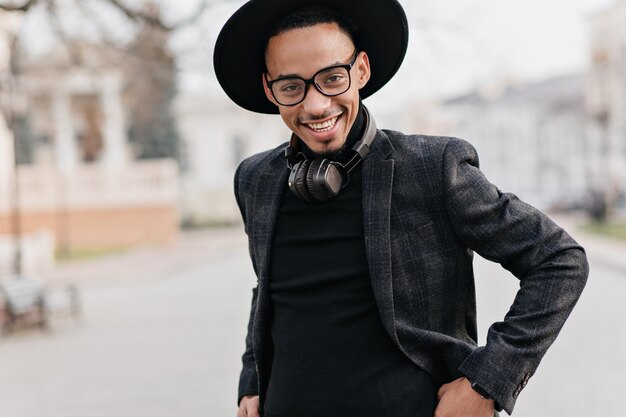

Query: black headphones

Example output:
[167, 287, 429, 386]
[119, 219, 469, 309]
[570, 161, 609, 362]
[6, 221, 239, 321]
[284, 106, 377, 202]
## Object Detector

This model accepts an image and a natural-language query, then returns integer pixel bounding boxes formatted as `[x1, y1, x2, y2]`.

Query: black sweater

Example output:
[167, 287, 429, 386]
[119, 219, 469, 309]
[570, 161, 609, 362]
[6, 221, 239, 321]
[264, 108, 437, 417]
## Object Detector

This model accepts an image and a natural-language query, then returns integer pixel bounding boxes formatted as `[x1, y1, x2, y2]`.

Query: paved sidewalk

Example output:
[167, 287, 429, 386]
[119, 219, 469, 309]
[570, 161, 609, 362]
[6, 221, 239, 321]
[0, 220, 622, 417]
[0, 226, 253, 417]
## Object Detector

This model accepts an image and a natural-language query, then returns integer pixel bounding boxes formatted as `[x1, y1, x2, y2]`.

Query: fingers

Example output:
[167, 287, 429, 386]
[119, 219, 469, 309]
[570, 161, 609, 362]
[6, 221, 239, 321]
[237, 404, 257, 417]
[246, 402, 261, 417]
[435, 377, 494, 417]
[437, 379, 452, 400]
[237, 395, 260, 417]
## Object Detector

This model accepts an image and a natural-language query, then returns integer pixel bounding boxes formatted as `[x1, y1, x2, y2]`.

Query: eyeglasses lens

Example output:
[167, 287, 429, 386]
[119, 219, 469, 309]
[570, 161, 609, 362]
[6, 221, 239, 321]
[271, 66, 351, 106]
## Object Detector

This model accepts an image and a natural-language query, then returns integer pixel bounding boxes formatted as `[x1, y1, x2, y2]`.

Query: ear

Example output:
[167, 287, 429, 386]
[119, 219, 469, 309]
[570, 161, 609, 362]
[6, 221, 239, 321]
[355, 51, 371, 89]
[262, 73, 279, 105]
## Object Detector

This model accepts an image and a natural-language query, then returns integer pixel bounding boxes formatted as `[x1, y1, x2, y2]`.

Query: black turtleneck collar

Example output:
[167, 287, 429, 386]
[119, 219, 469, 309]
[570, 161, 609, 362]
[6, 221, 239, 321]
[297, 100, 365, 164]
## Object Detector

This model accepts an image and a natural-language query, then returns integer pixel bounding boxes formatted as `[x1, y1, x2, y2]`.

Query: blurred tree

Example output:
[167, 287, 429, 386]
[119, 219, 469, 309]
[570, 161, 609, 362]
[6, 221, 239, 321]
[125, 2, 180, 161]
[0, 0, 214, 166]
[0, 0, 208, 29]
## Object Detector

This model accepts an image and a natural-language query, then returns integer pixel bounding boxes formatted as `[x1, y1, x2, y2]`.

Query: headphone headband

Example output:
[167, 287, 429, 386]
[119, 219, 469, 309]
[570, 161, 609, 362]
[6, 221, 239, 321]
[340, 107, 377, 173]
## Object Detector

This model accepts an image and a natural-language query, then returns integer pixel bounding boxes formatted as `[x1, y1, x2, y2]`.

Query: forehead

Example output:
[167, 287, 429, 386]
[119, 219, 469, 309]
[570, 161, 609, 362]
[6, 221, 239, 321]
[265, 22, 355, 77]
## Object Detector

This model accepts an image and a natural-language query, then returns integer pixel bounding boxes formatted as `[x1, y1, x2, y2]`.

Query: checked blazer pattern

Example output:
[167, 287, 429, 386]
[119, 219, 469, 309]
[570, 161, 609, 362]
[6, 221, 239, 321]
[234, 129, 589, 415]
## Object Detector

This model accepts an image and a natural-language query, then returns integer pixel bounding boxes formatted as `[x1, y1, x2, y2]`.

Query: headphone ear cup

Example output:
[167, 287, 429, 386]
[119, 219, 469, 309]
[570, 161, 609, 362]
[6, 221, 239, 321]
[306, 158, 343, 202]
[289, 159, 315, 202]
[306, 158, 325, 202]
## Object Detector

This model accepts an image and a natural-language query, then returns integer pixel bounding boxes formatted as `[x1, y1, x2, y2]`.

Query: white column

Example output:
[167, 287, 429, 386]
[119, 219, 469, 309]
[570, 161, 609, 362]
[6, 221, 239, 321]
[100, 72, 126, 170]
[52, 88, 78, 174]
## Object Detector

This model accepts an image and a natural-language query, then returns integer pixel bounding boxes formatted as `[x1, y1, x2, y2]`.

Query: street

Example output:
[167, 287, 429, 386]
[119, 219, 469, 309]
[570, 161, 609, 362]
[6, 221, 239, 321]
[0, 221, 623, 417]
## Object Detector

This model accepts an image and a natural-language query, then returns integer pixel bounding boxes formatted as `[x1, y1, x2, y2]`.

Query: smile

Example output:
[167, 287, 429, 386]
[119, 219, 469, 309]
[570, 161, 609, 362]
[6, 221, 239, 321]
[305, 116, 339, 133]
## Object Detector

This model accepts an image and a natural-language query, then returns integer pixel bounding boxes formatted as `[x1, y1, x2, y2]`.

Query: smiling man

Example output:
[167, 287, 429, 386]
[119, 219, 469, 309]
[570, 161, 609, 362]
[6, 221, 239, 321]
[263, 22, 367, 155]
[213, 1, 589, 417]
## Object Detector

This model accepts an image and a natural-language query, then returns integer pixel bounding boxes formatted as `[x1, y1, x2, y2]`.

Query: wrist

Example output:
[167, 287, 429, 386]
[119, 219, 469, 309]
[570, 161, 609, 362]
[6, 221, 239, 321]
[238, 394, 259, 406]
[468, 379, 492, 400]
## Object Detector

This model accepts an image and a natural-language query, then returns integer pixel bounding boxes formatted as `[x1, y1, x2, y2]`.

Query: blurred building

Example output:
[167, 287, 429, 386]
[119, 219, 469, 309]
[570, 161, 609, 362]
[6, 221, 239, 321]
[587, 0, 626, 212]
[174, 88, 288, 226]
[0, 40, 179, 256]
[423, 75, 589, 211]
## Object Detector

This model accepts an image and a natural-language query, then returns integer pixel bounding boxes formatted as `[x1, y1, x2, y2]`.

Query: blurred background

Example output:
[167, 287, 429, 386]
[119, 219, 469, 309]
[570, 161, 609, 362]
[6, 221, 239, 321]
[0, 0, 624, 416]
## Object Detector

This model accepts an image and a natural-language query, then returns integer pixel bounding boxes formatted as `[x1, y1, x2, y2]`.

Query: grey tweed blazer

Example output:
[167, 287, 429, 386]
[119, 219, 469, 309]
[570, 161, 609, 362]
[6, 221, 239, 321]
[234, 128, 589, 415]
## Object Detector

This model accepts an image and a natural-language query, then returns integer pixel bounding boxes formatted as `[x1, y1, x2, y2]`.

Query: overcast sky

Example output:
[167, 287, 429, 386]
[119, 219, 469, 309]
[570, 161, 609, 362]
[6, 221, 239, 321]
[15, 0, 617, 101]
[393, 0, 614, 100]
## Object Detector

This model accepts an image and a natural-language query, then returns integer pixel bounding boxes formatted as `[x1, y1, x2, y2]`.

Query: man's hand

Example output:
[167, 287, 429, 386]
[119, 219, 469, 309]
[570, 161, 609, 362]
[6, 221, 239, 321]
[435, 377, 495, 417]
[236, 395, 260, 417]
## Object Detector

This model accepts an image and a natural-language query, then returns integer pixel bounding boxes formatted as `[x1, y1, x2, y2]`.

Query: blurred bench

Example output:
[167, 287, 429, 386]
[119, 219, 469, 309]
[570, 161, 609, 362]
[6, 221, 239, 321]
[0, 276, 48, 333]
[0, 276, 80, 334]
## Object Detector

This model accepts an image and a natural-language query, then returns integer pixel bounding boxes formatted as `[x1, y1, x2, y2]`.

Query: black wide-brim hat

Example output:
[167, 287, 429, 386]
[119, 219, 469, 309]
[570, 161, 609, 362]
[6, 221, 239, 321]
[213, 0, 409, 114]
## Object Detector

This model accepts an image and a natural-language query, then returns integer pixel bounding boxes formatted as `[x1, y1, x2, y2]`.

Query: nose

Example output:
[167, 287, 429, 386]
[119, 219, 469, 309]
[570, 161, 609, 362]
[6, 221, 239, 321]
[301, 84, 331, 116]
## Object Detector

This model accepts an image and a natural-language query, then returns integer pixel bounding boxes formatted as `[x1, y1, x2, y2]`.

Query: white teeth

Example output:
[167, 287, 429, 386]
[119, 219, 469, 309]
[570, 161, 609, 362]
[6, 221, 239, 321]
[306, 117, 338, 132]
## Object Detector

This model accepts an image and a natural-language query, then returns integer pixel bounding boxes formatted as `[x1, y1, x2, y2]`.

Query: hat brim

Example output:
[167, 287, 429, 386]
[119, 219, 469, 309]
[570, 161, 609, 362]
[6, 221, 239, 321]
[213, 0, 408, 114]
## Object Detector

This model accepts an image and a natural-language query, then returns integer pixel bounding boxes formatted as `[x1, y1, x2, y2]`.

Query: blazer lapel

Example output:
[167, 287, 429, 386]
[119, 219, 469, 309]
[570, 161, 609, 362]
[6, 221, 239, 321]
[252, 152, 290, 282]
[362, 131, 398, 340]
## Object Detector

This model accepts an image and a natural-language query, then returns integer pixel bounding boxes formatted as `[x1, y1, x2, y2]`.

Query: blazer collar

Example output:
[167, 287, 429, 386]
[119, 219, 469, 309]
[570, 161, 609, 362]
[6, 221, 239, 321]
[252, 147, 290, 281]
[365, 128, 395, 162]
[362, 130, 399, 340]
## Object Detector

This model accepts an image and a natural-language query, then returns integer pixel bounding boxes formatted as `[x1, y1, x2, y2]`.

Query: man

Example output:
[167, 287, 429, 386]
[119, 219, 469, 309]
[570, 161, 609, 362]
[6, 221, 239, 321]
[213, 1, 589, 416]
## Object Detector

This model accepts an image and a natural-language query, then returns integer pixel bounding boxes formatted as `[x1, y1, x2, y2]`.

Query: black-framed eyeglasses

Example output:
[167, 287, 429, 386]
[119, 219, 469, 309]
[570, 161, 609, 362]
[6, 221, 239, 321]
[265, 50, 358, 106]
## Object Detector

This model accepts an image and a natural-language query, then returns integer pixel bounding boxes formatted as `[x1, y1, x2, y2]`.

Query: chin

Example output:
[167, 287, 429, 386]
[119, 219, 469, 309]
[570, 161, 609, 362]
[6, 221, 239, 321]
[320, 140, 350, 157]
[313, 140, 343, 155]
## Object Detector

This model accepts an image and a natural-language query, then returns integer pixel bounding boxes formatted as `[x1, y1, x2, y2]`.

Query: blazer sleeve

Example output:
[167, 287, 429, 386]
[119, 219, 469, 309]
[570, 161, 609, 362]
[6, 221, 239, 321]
[234, 161, 260, 404]
[441, 138, 589, 414]
[238, 287, 259, 404]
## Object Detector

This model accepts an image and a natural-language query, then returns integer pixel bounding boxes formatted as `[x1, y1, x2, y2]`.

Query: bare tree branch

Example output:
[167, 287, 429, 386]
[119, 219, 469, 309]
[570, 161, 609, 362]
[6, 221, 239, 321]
[72, 0, 130, 48]
[44, 0, 83, 66]
[106, 0, 169, 30]
[0, 0, 39, 12]
[103, 0, 213, 31]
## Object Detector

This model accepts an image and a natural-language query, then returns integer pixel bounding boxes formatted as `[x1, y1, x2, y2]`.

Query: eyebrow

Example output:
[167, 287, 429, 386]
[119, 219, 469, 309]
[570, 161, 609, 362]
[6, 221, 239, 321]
[274, 59, 346, 80]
